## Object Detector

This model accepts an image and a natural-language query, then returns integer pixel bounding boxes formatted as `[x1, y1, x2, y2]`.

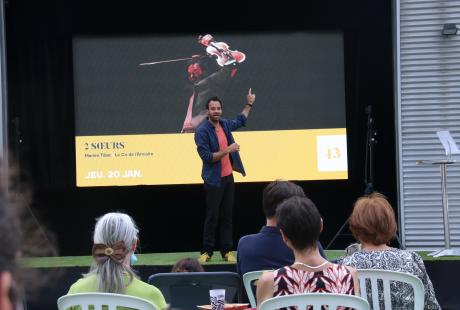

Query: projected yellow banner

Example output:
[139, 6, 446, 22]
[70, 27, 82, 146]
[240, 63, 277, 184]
[75, 128, 348, 187]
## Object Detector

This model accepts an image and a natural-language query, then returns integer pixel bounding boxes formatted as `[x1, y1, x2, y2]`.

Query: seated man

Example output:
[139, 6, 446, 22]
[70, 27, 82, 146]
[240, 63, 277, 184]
[236, 180, 326, 275]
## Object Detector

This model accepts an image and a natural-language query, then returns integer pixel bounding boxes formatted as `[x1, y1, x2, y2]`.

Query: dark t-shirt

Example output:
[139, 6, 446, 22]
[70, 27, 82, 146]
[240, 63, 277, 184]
[237, 226, 327, 275]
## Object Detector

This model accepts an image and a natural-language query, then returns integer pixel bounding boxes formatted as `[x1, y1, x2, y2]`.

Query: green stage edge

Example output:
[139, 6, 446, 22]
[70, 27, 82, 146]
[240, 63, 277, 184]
[21, 250, 459, 269]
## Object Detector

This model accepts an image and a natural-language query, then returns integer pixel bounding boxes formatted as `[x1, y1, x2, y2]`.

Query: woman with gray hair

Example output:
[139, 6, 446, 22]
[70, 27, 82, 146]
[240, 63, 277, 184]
[67, 212, 166, 309]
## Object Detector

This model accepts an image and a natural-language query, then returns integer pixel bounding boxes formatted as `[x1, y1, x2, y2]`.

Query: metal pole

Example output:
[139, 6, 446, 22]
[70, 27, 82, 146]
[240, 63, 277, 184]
[427, 160, 460, 257]
[440, 162, 451, 249]
[0, 0, 8, 164]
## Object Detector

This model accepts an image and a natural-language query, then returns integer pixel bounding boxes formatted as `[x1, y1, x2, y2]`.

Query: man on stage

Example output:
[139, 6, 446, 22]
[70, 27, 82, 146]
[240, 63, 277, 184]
[194, 89, 256, 263]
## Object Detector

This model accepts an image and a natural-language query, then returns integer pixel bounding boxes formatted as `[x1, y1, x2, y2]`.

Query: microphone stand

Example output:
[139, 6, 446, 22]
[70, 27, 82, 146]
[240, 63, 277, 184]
[326, 105, 376, 249]
[364, 105, 376, 194]
[363, 106, 403, 248]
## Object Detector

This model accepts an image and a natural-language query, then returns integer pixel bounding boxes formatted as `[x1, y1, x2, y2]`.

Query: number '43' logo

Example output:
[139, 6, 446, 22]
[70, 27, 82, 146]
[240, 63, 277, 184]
[326, 147, 341, 159]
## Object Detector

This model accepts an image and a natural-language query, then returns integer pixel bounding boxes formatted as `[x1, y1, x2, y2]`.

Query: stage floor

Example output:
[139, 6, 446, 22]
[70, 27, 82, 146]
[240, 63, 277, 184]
[22, 250, 460, 268]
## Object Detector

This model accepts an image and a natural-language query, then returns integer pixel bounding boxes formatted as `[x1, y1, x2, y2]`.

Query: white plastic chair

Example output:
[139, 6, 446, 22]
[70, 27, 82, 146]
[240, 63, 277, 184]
[242, 270, 265, 308]
[259, 293, 370, 310]
[57, 292, 157, 310]
[357, 269, 424, 310]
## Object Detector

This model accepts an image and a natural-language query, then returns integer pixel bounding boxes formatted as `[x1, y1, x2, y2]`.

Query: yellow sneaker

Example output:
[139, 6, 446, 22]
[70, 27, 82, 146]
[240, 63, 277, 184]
[223, 252, 236, 263]
[198, 252, 212, 263]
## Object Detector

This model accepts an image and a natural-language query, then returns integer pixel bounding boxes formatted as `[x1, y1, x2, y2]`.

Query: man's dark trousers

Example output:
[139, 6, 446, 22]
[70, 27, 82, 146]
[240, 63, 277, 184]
[202, 174, 234, 257]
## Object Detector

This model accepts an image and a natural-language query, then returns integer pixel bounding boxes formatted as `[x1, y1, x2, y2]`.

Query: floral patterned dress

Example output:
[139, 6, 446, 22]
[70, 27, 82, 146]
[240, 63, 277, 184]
[273, 264, 355, 309]
[337, 248, 441, 309]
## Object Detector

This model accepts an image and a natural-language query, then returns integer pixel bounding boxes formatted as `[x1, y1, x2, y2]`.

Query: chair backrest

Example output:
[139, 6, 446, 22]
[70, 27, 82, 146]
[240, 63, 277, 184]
[242, 270, 265, 308]
[57, 292, 157, 310]
[259, 293, 370, 310]
[148, 271, 241, 310]
[357, 269, 424, 310]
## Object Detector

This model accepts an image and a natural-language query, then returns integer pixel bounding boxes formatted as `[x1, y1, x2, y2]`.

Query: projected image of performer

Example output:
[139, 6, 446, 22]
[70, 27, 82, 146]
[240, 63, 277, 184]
[181, 34, 246, 133]
[195, 89, 256, 263]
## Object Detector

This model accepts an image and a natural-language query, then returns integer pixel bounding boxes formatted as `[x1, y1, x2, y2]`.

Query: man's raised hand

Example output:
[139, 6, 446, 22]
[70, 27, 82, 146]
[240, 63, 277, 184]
[247, 88, 256, 105]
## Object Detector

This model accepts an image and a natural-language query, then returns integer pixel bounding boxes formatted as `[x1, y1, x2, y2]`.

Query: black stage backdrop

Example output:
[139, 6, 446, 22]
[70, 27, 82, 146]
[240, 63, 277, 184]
[5, 0, 395, 255]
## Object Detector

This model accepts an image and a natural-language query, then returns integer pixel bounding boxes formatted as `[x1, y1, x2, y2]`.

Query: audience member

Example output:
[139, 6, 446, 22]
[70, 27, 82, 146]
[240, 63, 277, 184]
[0, 195, 21, 310]
[171, 258, 204, 272]
[236, 180, 326, 275]
[256, 196, 359, 306]
[67, 212, 167, 309]
[0, 161, 59, 310]
[337, 192, 440, 309]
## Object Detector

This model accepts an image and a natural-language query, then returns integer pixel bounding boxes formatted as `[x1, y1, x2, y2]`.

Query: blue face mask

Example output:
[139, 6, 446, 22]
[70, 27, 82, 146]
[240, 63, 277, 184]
[130, 253, 138, 265]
